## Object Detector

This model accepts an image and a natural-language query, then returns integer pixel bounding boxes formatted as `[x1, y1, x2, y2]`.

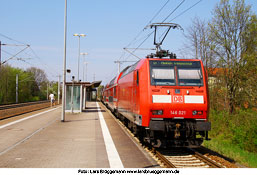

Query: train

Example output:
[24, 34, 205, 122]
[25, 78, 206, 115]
[102, 50, 211, 147]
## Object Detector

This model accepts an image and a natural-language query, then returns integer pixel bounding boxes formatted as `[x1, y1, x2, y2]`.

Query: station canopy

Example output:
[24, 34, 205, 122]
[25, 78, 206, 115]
[65, 81, 101, 90]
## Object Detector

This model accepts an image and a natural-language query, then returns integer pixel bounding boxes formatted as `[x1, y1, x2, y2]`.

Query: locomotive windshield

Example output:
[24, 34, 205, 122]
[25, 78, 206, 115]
[177, 68, 202, 86]
[151, 67, 175, 85]
[150, 60, 203, 86]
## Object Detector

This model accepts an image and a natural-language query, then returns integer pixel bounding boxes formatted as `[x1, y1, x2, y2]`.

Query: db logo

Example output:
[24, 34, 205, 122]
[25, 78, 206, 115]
[173, 96, 183, 103]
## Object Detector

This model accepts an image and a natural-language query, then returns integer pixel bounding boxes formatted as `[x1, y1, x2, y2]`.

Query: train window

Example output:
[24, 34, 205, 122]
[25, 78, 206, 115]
[177, 68, 203, 86]
[114, 87, 116, 97]
[136, 70, 139, 86]
[120, 66, 131, 79]
[150, 60, 203, 86]
[109, 77, 116, 86]
[151, 68, 175, 85]
[120, 61, 140, 79]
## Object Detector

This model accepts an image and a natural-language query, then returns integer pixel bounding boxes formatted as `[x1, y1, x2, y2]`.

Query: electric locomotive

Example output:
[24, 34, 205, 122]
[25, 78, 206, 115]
[103, 23, 211, 147]
[113, 51, 210, 147]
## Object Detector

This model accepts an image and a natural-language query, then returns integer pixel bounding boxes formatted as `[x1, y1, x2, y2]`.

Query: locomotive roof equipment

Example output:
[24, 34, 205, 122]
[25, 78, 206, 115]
[147, 23, 183, 59]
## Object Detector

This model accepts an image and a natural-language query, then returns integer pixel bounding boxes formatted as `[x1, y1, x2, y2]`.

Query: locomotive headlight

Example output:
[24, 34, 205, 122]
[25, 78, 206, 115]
[197, 111, 203, 115]
[192, 110, 203, 115]
[152, 110, 163, 115]
[192, 110, 198, 115]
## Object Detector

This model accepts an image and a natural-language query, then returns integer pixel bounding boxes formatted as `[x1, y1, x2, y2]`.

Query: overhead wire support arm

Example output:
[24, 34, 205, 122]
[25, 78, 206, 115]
[114, 60, 137, 74]
[0, 43, 30, 47]
[123, 48, 142, 60]
[0, 44, 30, 65]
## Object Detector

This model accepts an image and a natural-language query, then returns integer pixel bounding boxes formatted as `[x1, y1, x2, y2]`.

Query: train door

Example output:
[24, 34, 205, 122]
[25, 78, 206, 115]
[133, 70, 139, 113]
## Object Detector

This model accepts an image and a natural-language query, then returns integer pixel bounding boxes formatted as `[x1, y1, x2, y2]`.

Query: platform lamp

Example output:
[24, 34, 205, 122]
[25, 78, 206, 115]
[84, 62, 89, 82]
[80, 52, 88, 82]
[73, 33, 86, 82]
[62, 0, 68, 122]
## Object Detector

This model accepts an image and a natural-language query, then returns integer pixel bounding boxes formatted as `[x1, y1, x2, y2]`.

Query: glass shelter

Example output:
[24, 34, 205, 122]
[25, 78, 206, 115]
[65, 81, 101, 113]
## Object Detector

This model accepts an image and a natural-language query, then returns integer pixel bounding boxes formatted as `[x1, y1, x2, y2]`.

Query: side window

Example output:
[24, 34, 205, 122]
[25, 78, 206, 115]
[114, 87, 116, 97]
[136, 70, 139, 86]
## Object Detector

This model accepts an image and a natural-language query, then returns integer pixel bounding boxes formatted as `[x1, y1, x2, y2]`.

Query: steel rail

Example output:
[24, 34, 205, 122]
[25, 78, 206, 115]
[153, 148, 224, 168]
[189, 148, 223, 168]
[0, 101, 49, 110]
[152, 148, 176, 168]
[100, 101, 224, 168]
[0, 101, 52, 120]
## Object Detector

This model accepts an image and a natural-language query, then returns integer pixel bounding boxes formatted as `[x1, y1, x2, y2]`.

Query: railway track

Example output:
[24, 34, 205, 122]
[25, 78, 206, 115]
[152, 148, 224, 168]
[0, 101, 53, 120]
[101, 102, 235, 168]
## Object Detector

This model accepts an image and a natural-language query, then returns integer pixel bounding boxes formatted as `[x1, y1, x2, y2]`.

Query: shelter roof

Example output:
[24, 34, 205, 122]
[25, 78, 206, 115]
[65, 81, 101, 89]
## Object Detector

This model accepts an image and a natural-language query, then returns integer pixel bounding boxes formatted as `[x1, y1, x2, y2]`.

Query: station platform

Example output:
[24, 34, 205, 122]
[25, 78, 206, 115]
[0, 102, 158, 168]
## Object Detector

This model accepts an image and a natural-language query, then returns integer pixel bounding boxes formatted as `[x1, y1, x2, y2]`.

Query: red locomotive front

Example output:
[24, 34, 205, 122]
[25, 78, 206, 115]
[117, 58, 210, 147]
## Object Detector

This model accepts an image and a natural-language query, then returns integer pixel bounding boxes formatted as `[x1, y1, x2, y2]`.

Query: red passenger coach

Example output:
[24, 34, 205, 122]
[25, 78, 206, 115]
[103, 74, 122, 112]
[102, 84, 109, 105]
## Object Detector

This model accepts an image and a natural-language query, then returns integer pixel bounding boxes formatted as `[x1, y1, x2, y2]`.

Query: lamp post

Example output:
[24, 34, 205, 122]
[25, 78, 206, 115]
[73, 33, 86, 81]
[80, 52, 88, 82]
[84, 61, 88, 82]
[61, 0, 67, 122]
[83, 61, 88, 109]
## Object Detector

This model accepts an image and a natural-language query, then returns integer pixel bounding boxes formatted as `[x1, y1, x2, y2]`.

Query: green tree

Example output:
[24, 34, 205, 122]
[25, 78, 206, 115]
[26, 67, 49, 100]
[238, 15, 257, 109]
[0, 65, 50, 104]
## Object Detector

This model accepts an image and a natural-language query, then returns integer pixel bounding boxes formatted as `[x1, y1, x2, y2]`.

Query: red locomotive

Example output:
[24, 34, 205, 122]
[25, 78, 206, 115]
[102, 23, 211, 147]
[102, 56, 210, 147]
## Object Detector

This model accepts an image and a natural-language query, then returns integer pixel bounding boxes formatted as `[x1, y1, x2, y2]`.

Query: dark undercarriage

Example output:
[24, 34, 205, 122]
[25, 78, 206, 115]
[119, 113, 211, 148]
[104, 102, 211, 148]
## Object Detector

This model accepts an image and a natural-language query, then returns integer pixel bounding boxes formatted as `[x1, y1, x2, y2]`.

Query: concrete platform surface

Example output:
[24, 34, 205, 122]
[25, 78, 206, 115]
[0, 102, 157, 168]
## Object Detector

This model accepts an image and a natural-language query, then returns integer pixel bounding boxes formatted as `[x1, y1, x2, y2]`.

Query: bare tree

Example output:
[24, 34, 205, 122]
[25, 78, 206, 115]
[26, 67, 48, 88]
[184, 17, 216, 69]
[209, 0, 254, 113]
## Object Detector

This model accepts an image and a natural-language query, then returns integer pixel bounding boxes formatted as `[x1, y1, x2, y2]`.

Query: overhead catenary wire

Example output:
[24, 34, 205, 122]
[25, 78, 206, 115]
[1, 50, 33, 63]
[122, 31, 154, 61]
[121, 0, 172, 63]
[28, 47, 59, 79]
[161, 0, 185, 23]
[112, 1, 185, 79]
[1, 45, 30, 65]
[168, 0, 203, 23]
[1, 49, 17, 57]
[158, 0, 204, 40]
[123, 0, 187, 62]
[0, 34, 59, 80]
[0, 33, 28, 46]
[125, 0, 171, 49]
[2, 47, 56, 80]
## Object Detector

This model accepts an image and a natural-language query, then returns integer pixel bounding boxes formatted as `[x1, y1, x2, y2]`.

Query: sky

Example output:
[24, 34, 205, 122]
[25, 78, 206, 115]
[0, 0, 256, 85]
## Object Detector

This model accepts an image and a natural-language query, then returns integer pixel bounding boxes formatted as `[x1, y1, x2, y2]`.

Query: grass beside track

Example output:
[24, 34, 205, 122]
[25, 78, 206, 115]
[203, 138, 257, 167]
[203, 109, 257, 168]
